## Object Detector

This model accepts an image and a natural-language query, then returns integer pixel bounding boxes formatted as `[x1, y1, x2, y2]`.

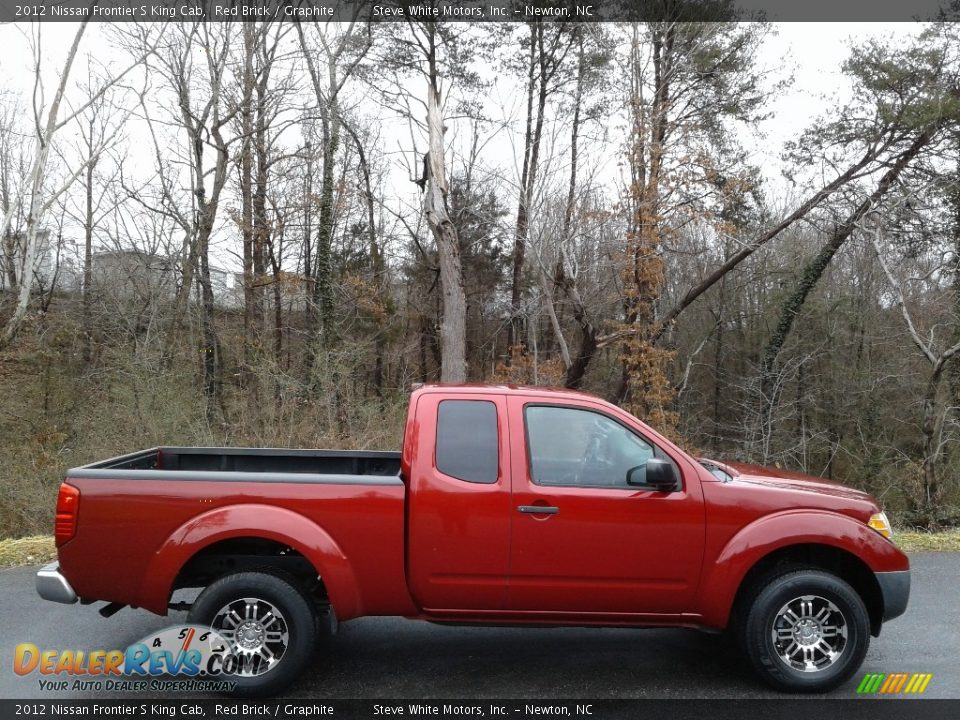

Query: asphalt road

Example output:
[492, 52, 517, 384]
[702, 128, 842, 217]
[0, 554, 956, 700]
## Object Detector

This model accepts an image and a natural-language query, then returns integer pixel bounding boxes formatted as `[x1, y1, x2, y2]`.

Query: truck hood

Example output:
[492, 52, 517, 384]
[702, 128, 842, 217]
[702, 459, 877, 505]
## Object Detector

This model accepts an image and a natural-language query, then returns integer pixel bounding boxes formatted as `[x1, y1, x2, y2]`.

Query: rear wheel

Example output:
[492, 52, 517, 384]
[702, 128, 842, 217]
[741, 569, 869, 692]
[188, 571, 317, 697]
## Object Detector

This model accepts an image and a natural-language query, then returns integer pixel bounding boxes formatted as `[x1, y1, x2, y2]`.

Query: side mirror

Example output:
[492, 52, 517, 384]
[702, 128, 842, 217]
[626, 458, 678, 491]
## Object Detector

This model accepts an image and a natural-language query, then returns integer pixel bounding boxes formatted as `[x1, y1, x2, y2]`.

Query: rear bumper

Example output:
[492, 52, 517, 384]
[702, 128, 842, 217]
[36, 562, 78, 604]
[876, 569, 910, 622]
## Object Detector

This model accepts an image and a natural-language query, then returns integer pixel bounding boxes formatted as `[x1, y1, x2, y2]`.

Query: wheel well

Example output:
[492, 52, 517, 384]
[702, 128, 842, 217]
[173, 537, 329, 606]
[730, 544, 884, 637]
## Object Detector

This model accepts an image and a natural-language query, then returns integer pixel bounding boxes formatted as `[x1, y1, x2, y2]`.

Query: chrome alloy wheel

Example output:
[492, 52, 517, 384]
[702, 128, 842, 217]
[211, 596, 290, 676]
[771, 594, 848, 673]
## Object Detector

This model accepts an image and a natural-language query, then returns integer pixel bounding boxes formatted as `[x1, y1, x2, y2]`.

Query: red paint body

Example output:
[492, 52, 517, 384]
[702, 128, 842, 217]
[55, 384, 908, 630]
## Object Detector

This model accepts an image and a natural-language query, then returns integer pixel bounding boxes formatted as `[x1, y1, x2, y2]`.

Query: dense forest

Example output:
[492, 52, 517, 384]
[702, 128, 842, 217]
[1, 15, 960, 538]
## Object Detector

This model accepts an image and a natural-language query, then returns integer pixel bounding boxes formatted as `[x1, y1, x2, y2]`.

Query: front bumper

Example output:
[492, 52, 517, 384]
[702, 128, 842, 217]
[876, 569, 910, 622]
[36, 562, 78, 604]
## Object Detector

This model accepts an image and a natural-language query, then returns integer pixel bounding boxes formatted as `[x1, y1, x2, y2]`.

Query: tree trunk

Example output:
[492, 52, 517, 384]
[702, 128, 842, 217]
[192, 119, 230, 418]
[3, 157, 49, 348]
[0, 20, 89, 350]
[197, 222, 221, 416]
[711, 277, 727, 452]
[509, 24, 551, 353]
[424, 78, 467, 383]
[342, 118, 387, 398]
[302, 137, 314, 366]
[2, 228, 16, 291]
[240, 24, 255, 365]
[269, 243, 283, 365]
[615, 25, 676, 431]
[0, 139, 13, 290]
[253, 74, 270, 341]
[563, 285, 597, 389]
[508, 30, 537, 351]
[558, 33, 598, 390]
[920, 364, 947, 516]
[82, 150, 96, 362]
[307, 106, 338, 380]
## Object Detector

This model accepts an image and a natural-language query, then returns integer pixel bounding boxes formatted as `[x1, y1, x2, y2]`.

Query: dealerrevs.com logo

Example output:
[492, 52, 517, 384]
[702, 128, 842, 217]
[12, 625, 250, 692]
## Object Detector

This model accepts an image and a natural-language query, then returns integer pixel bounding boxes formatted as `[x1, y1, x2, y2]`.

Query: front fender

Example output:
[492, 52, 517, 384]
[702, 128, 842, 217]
[139, 504, 362, 619]
[698, 510, 908, 629]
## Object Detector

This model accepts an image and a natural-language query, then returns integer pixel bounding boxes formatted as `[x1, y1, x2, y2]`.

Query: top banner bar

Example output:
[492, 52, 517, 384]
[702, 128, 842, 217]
[1, 0, 955, 24]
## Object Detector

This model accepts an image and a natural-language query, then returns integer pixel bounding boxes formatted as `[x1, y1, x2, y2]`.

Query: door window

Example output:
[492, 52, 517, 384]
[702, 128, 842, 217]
[524, 405, 660, 488]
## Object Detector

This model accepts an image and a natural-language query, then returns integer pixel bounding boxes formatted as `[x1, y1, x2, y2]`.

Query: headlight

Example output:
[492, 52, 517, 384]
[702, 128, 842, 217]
[868, 511, 893, 540]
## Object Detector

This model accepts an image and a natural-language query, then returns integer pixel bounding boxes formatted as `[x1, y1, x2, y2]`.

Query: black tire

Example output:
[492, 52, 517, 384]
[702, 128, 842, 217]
[188, 571, 318, 697]
[741, 569, 869, 693]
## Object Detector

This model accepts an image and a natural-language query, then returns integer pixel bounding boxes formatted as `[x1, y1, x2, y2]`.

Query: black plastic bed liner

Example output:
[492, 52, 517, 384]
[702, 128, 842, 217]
[67, 446, 403, 484]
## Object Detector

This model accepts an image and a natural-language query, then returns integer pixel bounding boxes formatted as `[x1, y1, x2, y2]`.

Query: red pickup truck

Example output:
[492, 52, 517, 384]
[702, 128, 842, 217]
[37, 384, 909, 696]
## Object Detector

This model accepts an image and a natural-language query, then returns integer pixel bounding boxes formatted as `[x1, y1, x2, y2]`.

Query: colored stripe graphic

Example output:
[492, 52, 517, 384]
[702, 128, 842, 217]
[879, 674, 896, 693]
[857, 673, 887, 695]
[856, 674, 877, 694]
[892, 674, 909, 693]
[857, 672, 932, 695]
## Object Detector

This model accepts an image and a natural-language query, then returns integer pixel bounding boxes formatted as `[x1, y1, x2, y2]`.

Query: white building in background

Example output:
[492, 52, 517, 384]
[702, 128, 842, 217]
[207, 265, 241, 309]
[88, 249, 240, 309]
[89, 249, 177, 301]
[0, 236, 243, 311]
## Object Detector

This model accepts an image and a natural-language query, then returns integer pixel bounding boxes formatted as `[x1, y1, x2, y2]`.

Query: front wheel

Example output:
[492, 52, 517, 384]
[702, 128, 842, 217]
[742, 569, 869, 693]
[188, 571, 318, 697]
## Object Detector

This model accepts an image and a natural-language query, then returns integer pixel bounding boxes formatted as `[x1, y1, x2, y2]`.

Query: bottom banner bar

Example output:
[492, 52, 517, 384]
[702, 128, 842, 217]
[1, 699, 958, 720]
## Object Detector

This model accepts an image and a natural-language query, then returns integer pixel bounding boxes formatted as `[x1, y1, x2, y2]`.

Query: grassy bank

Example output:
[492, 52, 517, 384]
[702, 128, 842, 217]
[895, 529, 960, 552]
[0, 536, 56, 568]
[3, 530, 960, 570]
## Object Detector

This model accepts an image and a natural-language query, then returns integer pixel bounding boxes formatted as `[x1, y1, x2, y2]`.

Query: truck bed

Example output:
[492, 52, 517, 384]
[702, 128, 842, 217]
[58, 446, 411, 620]
[70, 446, 402, 482]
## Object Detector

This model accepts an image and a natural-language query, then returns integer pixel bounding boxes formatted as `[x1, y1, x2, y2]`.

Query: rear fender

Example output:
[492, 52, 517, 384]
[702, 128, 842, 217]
[699, 510, 907, 629]
[139, 504, 361, 618]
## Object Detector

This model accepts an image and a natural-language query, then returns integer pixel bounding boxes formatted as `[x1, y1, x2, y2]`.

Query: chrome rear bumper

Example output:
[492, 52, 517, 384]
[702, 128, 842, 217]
[36, 562, 78, 604]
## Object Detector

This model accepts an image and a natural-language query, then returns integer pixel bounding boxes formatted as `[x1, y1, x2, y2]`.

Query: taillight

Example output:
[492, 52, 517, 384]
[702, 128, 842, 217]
[54, 483, 79, 547]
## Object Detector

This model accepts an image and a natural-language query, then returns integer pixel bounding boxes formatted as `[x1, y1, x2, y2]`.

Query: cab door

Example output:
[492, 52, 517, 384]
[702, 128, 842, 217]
[506, 397, 705, 615]
[406, 392, 512, 613]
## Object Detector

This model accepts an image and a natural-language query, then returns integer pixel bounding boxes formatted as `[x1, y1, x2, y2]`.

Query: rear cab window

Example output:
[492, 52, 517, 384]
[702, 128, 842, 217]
[436, 400, 499, 484]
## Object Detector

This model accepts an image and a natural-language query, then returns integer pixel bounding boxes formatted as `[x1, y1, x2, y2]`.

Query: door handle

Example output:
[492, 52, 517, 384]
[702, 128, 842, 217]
[518, 505, 559, 515]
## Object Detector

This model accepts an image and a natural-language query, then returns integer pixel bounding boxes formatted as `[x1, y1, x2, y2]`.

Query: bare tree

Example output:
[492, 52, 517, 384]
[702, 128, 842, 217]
[126, 23, 240, 416]
[0, 92, 28, 291]
[1, 18, 146, 349]
[759, 33, 959, 406]
[506, 21, 575, 351]
[870, 217, 960, 524]
[419, 22, 467, 382]
[61, 70, 129, 362]
[296, 15, 373, 373]
[374, 18, 473, 383]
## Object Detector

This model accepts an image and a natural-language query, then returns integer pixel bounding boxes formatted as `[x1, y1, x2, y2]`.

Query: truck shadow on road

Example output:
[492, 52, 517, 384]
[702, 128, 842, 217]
[290, 618, 784, 699]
